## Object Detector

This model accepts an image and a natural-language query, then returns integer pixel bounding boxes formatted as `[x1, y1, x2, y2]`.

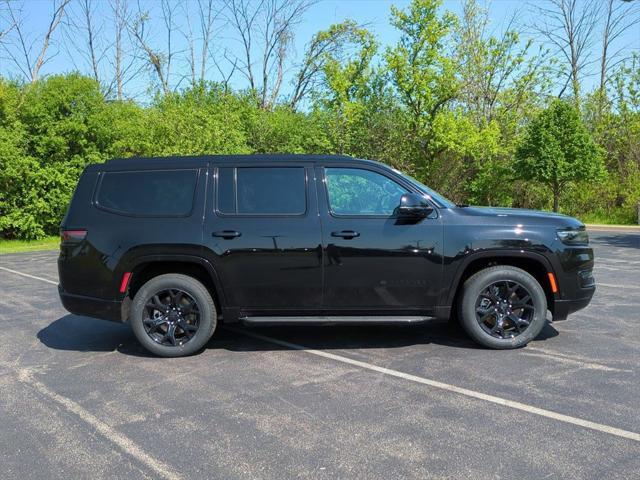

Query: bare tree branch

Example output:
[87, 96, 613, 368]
[181, 0, 197, 86]
[198, 0, 225, 82]
[32, 0, 71, 82]
[600, 0, 640, 93]
[1, 1, 33, 79]
[2, 0, 70, 81]
[63, 0, 109, 85]
[160, 0, 177, 88]
[111, 0, 127, 99]
[212, 47, 238, 92]
[226, 0, 315, 109]
[532, 0, 601, 104]
[129, 0, 170, 94]
[0, 2, 16, 44]
[289, 20, 369, 109]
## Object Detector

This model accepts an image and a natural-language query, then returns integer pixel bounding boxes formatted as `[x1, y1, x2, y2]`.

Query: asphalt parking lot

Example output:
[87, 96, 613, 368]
[1, 229, 639, 479]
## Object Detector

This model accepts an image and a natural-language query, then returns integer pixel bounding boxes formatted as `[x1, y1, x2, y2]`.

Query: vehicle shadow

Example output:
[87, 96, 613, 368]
[37, 314, 559, 358]
[37, 314, 137, 354]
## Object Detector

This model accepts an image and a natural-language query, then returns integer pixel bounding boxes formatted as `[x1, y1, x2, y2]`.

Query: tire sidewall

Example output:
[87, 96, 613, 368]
[131, 274, 216, 357]
[459, 267, 547, 349]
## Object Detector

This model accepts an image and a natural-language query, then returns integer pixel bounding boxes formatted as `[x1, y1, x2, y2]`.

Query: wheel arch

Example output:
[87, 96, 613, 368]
[125, 255, 225, 318]
[447, 251, 557, 318]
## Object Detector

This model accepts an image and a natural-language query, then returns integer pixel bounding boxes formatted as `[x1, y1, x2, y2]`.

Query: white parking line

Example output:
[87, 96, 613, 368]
[2, 266, 182, 479]
[0, 266, 58, 285]
[16, 368, 182, 480]
[228, 328, 640, 443]
[5, 264, 640, 444]
[597, 282, 640, 290]
[596, 258, 640, 266]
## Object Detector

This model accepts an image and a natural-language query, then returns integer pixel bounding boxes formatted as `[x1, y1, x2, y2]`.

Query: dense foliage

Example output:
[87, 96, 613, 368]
[515, 100, 606, 212]
[1, 0, 639, 239]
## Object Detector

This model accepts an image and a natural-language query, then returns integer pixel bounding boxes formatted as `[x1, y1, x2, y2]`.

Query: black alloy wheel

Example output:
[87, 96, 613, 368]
[131, 274, 217, 357]
[143, 288, 200, 346]
[458, 265, 547, 349]
[475, 281, 535, 339]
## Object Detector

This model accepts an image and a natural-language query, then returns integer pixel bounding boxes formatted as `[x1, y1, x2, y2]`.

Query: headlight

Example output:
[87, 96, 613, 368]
[557, 228, 589, 245]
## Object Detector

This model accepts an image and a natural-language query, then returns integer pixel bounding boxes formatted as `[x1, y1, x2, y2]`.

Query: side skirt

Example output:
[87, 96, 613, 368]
[239, 315, 434, 326]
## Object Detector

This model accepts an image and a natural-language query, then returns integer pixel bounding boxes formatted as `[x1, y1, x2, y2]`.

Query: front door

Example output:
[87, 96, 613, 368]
[204, 163, 322, 311]
[317, 165, 443, 311]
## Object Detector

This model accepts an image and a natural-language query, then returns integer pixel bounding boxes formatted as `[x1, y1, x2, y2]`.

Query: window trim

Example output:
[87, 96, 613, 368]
[214, 166, 309, 217]
[322, 166, 413, 219]
[93, 168, 200, 218]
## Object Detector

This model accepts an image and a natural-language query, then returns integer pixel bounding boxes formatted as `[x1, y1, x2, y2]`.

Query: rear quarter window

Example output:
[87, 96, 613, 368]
[95, 169, 198, 216]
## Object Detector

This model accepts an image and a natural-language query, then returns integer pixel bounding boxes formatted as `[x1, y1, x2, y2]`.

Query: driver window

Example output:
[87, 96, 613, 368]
[325, 168, 408, 216]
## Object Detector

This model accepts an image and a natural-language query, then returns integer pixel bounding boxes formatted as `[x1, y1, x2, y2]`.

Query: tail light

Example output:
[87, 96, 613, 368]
[119, 272, 132, 293]
[61, 229, 87, 243]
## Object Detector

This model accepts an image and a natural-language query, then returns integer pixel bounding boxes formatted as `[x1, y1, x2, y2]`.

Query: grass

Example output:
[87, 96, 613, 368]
[577, 209, 639, 226]
[0, 236, 59, 254]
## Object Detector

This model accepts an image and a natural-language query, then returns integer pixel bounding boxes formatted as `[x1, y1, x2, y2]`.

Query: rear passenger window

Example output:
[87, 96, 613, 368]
[96, 169, 198, 216]
[217, 167, 306, 215]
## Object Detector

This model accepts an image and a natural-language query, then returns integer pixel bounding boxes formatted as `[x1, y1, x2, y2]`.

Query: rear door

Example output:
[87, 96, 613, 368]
[203, 162, 322, 311]
[317, 164, 443, 311]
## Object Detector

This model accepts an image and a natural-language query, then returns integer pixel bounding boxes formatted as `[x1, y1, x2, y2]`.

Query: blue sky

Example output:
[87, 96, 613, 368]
[5, 0, 639, 100]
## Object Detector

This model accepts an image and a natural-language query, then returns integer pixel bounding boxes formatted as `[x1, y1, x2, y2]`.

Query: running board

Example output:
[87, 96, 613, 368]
[239, 315, 433, 326]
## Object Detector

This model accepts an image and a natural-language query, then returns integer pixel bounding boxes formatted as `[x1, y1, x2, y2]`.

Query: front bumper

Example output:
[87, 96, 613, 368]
[58, 285, 127, 322]
[552, 289, 595, 321]
[551, 243, 595, 320]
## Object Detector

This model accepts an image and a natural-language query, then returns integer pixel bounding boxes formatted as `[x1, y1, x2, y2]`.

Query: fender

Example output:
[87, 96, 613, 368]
[119, 252, 227, 308]
[443, 248, 557, 306]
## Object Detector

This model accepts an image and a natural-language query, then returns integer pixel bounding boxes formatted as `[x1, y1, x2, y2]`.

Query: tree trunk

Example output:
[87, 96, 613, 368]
[553, 190, 559, 212]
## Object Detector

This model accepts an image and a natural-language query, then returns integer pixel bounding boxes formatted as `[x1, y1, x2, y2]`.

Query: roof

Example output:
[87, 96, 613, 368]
[86, 154, 385, 172]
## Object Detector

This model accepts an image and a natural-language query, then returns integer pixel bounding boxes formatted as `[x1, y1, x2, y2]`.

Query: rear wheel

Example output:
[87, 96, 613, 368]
[458, 266, 547, 349]
[130, 274, 217, 357]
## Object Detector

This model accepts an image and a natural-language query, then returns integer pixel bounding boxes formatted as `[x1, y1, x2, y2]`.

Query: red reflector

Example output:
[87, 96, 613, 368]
[61, 229, 87, 242]
[548, 272, 558, 293]
[119, 272, 132, 293]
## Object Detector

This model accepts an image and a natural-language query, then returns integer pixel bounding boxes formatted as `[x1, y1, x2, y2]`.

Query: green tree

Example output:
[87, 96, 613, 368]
[245, 105, 330, 154]
[308, 23, 379, 156]
[385, 0, 457, 137]
[515, 99, 606, 212]
[455, 0, 553, 127]
[0, 74, 111, 238]
[148, 83, 250, 156]
[290, 20, 376, 110]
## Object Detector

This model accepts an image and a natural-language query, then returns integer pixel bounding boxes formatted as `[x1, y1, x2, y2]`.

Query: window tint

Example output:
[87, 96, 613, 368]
[217, 167, 306, 215]
[325, 168, 407, 216]
[238, 167, 306, 214]
[217, 167, 235, 214]
[97, 169, 197, 216]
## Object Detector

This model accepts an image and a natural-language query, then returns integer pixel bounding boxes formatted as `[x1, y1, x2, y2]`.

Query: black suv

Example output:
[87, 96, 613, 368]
[58, 155, 595, 357]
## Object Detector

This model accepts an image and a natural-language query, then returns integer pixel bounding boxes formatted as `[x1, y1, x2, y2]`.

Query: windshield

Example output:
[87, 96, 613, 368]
[392, 169, 455, 208]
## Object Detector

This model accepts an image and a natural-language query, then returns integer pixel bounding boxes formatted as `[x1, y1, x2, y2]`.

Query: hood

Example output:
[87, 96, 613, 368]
[456, 206, 584, 228]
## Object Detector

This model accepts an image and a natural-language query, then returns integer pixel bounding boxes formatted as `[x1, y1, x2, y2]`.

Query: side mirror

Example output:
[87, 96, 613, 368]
[396, 193, 433, 218]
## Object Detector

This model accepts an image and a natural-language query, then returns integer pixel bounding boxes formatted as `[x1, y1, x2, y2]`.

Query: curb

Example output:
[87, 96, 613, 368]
[585, 224, 640, 232]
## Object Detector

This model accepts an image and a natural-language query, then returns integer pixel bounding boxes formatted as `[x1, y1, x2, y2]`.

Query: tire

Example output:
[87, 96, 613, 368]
[457, 266, 547, 349]
[130, 274, 217, 357]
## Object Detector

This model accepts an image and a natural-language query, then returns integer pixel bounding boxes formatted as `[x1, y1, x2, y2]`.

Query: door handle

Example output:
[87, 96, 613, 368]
[212, 230, 242, 239]
[331, 230, 360, 239]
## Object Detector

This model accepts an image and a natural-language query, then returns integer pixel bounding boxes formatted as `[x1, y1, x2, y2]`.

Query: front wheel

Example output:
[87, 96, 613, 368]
[458, 266, 547, 349]
[130, 274, 217, 357]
